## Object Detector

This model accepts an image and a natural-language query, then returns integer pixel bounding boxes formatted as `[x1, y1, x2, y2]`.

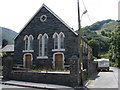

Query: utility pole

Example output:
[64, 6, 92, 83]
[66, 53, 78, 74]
[77, 0, 83, 86]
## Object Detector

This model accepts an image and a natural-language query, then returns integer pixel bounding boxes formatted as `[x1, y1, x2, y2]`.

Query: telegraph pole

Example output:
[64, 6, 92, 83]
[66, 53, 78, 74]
[77, 0, 83, 86]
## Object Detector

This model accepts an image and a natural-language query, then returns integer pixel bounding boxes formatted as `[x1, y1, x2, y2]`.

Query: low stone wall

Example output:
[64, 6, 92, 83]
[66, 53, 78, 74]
[9, 71, 76, 86]
[2, 55, 96, 87]
[88, 61, 97, 77]
[2, 55, 80, 86]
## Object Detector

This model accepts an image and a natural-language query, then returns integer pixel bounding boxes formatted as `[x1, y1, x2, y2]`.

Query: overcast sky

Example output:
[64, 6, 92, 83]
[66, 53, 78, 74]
[0, 0, 119, 33]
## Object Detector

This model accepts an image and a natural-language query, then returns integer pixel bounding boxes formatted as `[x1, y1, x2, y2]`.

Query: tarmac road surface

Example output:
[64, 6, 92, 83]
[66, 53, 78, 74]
[86, 67, 118, 89]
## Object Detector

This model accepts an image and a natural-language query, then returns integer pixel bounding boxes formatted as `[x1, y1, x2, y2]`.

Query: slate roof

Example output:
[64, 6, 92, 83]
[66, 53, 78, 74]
[2, 45, 14, 52]
[0, 45, 2, 49]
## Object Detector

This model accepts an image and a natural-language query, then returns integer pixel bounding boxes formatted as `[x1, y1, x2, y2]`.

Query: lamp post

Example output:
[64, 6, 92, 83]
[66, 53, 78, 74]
[77, 0, 87, 86]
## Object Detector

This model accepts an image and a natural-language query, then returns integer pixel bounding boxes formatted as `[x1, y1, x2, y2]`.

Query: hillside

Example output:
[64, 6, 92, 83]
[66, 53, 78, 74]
[81, 19, 117, 57]
[82, 19, 118, 37]
[0, 27, 18, 45]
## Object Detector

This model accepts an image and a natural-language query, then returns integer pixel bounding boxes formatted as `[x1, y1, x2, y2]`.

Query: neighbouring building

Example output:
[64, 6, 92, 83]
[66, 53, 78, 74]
[2, 44, 14, 57]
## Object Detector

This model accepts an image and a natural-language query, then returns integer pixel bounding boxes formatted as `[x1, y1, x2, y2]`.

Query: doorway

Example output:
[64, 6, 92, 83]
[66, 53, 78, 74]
[55, 54, 63, 69]
[25, 54, 32, 68]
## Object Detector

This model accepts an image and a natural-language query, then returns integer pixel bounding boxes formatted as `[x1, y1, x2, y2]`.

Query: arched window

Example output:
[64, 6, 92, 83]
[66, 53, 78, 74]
[43, 34, 48, 56]
[59, 32, 65, 49]
[29, 35, 34, 50]
[24, 35, 29, 50]
[38, 34, 42, 56]
[53, 33, 59, 49]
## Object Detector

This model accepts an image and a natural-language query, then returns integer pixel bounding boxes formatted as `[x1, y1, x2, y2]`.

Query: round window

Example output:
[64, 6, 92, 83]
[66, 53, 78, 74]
[40, 15, 47, 22]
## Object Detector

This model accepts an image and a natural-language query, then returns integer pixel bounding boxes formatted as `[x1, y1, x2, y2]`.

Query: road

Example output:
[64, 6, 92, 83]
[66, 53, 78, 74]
[86, 67, 118, 89]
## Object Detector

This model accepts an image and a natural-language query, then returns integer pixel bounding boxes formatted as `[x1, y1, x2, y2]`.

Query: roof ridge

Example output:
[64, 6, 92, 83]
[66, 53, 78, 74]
[15, 4, 78, 40]
[42, 4, 78, 35]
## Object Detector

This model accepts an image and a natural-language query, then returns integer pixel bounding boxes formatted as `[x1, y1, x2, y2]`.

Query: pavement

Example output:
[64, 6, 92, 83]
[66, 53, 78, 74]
[0, 79, 75, 90]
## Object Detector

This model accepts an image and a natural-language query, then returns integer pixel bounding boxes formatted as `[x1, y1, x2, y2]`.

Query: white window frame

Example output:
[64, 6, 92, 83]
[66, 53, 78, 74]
[23, 35, 34, 52]
[53, 32, 59, 49]
[37, 33, 48, 59]
[59, 32, 65, 49]
[43, 33, 48, 56]
[40, 15, 47, 22]
[28, 35, 34, 50]
[37, 34, 42, 56]
[24, 35, 29, 50]
[52, 32, 65, 51]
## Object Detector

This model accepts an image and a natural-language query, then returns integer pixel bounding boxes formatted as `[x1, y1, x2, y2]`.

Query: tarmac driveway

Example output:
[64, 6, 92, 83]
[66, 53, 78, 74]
[86, 67, 118, 89]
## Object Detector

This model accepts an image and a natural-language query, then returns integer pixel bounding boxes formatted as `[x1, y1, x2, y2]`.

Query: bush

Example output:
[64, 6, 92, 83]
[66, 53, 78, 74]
[110, 61, 118, 67]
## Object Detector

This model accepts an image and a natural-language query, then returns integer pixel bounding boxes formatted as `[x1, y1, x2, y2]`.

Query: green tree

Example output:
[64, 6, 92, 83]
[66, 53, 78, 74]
[101, 31, 105, 36]
[109, 22, 120, 67]
[88, 40, 100, 57]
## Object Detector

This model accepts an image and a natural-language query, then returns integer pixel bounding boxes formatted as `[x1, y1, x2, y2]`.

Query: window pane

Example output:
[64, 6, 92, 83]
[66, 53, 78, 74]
[54, 35, 58, 49]
[25, 39, 28, 50]
[39, 39, 42, 56]
[60, 34, 64, 49]
[30, 40, 33, 50]
[54, 37, 58, 49]
[44, 36, 48, 56]
[29, 36, 33, 50]
[60, 37, 64, 49]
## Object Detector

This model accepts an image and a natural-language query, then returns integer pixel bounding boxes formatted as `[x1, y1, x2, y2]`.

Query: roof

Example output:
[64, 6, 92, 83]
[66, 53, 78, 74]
[2, 45, 14, 52]
[94, 58, 109, 62]
[0, 45, 2, 49]
[15, 4, 78, 40]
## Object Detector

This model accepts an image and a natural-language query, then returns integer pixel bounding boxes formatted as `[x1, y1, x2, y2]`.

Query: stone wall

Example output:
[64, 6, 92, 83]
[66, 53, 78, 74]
[3, 55, 81, 86]
[10, 71, 71, 86]
[3, 55, 96, 86]
[2, 56, 14, 79]
[88, 61, 97, 77]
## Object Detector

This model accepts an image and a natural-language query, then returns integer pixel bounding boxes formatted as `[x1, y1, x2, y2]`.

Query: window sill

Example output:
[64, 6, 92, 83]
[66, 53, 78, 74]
[23, 50, 34, 52]
[37, 56, 48, 59]
[52, 49, 65, 52]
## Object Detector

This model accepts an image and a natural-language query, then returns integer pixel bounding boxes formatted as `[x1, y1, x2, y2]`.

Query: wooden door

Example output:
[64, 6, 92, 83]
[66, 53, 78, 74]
[25, 54, 32, 68]
[55, 54, 63, 69]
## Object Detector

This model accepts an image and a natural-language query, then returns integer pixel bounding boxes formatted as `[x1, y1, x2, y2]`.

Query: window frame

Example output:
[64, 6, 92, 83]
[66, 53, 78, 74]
[24, 35, 29, 50]
[52, 32, 65, 52]
[29, 35, 34, 50]
[37, 33, 48, 59]
[59, 32, 65, 49]
[43, 33, 48, 56]
[38, 34, 42, 56]
[53, 32, 59, 49]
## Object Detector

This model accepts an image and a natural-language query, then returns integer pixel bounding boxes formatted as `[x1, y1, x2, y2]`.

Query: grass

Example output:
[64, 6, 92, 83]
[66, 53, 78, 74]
[32, 69, 70, 72]
[87, 80, 93, 85]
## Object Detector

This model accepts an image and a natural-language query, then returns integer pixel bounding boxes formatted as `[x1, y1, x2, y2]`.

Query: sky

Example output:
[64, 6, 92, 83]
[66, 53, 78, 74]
[0, 0, 119, 33]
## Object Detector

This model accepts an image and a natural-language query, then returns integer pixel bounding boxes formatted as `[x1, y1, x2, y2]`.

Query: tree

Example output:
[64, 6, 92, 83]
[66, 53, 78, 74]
[116, 25, 120, 67]
[88, 40, 100, 57]
[101, 31, 105, 36]
[109, 22, 120, 67]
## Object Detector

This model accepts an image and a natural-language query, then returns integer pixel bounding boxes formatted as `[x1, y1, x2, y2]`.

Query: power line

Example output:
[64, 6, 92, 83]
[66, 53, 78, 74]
[81, 0, 92, 24]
